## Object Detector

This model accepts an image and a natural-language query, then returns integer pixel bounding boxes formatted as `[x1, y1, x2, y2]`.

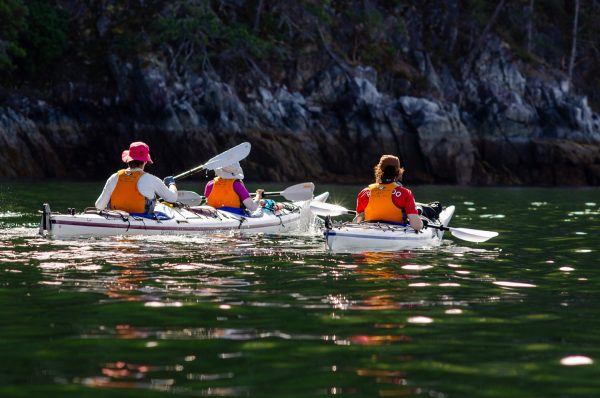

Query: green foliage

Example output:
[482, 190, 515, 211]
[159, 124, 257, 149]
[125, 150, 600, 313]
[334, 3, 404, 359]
[149, 1, 275, 72]
[361, 42, 398, 72]
[111, 32, 147, 58]
[20, 1, 69, 75]
[222, 24, 272, 58]
[152, 3, 219, 47]
[0, 0, 68, 77]
[0, 0, 28, 72]
[2, 0, 600, 110]
[303, 1, 332, 25]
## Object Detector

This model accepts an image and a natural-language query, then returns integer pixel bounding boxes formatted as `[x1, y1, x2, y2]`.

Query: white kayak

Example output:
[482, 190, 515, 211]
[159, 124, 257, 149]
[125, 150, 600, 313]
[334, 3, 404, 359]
[40, 192, 329, 239]
[324, 205, 456, 253]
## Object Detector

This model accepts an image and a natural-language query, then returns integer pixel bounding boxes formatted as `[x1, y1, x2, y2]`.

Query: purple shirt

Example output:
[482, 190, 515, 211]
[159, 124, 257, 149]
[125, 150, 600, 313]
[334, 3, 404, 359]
[204, 179, 251, 202]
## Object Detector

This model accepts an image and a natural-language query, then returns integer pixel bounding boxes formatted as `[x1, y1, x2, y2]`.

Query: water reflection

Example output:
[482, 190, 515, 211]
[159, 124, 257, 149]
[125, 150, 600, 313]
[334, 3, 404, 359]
[3, 184, 600, 398]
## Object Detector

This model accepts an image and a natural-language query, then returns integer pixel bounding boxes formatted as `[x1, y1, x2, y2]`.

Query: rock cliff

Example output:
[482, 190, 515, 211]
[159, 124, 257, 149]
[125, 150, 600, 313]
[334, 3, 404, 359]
[1, 2, 600, 185]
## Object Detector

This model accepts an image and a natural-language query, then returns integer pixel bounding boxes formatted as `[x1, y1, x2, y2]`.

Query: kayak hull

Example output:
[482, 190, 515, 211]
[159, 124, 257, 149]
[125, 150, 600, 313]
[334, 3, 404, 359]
[41, 193, 329, 239]
[325, 205, 455, 253]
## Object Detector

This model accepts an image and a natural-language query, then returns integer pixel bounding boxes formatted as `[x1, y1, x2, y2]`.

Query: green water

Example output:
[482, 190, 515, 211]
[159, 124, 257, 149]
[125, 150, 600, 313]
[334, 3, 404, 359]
[1, 181, 599, 397]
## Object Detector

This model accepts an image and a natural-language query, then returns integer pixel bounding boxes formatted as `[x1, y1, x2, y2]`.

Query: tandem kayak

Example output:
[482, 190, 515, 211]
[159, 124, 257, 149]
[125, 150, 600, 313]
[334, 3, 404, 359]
[40, 192, 329, 239]
[323, 205, 456, 253]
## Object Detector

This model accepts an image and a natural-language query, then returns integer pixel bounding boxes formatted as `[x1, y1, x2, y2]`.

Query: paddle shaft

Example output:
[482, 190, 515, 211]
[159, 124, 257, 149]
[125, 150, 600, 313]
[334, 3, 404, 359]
[424, 223, 449, 232]
[251, 191, 290, 198]
[176, 181, 314, 206]
[174, 166, 204, 181]
[172, 142, 252, 182]
[175, 193, 290, 207]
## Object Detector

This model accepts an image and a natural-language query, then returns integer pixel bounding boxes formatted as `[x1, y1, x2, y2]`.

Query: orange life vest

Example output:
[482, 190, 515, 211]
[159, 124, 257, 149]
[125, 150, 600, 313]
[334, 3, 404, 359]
[110, 169, 146, 213]
[364, 182, 407, 223]
[207, 177, 242, 209]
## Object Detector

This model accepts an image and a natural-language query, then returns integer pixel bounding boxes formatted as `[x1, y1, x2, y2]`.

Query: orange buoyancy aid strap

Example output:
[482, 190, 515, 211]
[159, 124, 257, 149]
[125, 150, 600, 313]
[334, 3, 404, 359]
[207, 177, 242, 209]
[110, 170, 146, 213]
[364, 182, 407, 223]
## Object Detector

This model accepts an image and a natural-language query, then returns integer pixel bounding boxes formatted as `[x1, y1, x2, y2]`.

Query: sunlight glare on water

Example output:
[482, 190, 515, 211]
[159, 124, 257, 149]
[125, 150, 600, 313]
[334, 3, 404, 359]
[1, 182, 600, 397]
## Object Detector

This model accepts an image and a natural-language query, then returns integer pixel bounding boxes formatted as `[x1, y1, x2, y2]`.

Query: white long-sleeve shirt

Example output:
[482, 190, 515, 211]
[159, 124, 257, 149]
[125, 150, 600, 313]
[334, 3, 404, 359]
[95, 168, 178, 210]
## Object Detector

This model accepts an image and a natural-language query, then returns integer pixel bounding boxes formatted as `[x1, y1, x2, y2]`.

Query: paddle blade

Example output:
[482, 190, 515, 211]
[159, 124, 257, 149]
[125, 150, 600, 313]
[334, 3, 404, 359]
[177, 190, 204, 206]
[203, 142, 251, 170]
[173, 142, 252, 181]
[309, 201, 354, 217]
[449, 227, 499, 243]
[279, 182, 315, 201]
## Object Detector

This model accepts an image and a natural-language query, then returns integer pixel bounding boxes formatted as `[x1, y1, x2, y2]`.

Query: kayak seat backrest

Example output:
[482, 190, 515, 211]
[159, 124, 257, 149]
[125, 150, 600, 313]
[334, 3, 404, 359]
[130, 211, 174, 220]
[218, 207, 247, 216]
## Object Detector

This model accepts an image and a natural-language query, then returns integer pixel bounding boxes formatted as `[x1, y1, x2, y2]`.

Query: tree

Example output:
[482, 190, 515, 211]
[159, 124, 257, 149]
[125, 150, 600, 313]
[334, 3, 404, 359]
[567, 0, 580, 91]
[20, 1, 69, 75]
[526, 0, 535, 53]
[462, 0, 508, 76]
[0, 0, 28, 73]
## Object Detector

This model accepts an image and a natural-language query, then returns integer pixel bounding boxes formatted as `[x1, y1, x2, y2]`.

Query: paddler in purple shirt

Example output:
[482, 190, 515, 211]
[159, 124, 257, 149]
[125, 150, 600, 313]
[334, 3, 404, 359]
[204, 162, 263, 215]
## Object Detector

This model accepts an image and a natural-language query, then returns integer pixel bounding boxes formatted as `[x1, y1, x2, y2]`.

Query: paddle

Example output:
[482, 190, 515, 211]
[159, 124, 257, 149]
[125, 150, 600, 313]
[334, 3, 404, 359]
[309, 201, 498, 243]
[253, 182, 315, 201]
[176, 190, 204, 206]
[310, 202, 355, 217]
[176, 182, 315, 207]
[173, 142, 251, 181]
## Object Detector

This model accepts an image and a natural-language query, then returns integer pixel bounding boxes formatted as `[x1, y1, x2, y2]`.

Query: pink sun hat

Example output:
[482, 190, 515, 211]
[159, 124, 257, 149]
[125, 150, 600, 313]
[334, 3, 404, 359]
[122, 141, 153, 163]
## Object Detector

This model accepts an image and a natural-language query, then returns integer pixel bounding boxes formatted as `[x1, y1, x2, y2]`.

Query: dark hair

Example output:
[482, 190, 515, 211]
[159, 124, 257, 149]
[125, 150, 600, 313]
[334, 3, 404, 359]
[381, 166, 400, 183]
[127, 160, 145, 168]
[374, 155, 404, 183]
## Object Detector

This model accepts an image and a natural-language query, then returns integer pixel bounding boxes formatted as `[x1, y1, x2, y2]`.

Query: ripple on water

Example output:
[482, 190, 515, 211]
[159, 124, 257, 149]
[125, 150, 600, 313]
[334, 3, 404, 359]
[407, 316, 434, 324]
[0, 211, 28, 220]
[493, 281, 537, 288]
[568, 210, 600, 216]
[3, 185, 600, 398]
[560, 356, 594, 366]
[479, 214, 506, 219]
[401, 265, 433, 271]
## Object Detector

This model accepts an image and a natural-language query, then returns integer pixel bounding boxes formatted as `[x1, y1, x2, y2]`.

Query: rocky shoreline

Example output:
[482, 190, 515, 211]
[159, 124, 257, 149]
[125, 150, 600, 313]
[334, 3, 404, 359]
[2, 36, 600, 185]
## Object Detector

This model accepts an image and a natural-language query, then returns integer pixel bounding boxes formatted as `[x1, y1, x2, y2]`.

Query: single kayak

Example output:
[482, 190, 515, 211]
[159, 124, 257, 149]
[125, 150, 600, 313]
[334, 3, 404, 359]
[40, 192, 329, 239]
[324, 205, 456, 252]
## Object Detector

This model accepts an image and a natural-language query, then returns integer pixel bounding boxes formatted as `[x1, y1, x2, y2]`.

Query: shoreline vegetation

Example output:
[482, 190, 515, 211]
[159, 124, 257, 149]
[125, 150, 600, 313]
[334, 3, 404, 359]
[1, 0, 600, 185]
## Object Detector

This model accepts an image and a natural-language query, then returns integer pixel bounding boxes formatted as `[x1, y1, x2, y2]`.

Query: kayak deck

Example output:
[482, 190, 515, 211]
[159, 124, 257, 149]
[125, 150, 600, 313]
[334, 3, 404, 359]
[41, 192, 329, 239]
[324, 205, 455, 253]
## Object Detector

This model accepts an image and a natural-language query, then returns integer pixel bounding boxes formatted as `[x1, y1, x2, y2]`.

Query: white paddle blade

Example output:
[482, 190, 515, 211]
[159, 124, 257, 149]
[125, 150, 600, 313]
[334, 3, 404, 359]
[203, 142, 251, 171]
[280, 182, 315, 201]
[309, 201, 352, 217]
[449, 227, 499, 243]
[177, 190, 204, 206]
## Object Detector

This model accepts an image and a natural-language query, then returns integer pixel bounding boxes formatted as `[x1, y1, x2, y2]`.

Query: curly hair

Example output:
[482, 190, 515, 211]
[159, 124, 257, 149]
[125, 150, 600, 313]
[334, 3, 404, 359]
[374, 155, 404, 183]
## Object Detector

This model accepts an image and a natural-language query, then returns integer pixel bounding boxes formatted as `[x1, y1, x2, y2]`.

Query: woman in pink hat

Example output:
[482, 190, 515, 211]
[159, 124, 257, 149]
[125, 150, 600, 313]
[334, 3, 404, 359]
[353, 154, 423, 230]
[95, 142, 178, 214]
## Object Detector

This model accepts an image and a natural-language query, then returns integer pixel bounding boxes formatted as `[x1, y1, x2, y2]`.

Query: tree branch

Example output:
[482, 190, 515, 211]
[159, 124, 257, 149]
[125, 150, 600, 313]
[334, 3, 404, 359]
[462, 0, 508, 77]
[567, 0, 580, 91]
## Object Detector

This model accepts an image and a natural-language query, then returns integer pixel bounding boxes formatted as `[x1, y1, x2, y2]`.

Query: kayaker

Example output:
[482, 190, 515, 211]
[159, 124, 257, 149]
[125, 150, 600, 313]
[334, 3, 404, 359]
[95, 141, 178, 213]
[352, 155, 423, 231]
[204, 162, 263, 214]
